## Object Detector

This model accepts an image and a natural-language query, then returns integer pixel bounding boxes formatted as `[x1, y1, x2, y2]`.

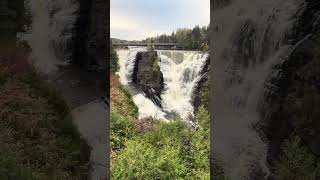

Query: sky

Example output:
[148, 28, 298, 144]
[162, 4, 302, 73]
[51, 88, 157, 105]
[110, 0, 210, 41]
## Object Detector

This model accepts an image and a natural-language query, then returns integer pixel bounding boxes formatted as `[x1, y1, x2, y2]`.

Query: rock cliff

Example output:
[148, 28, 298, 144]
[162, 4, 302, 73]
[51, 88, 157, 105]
[132, 50, 164, 107]
[261, 0, 320, 166]
[193, 55, 210, 112]
[74, 0, 108, 71]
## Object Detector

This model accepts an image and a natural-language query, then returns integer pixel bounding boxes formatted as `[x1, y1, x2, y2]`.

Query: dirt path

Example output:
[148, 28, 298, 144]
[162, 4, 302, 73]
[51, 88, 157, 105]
[71, 101, 108, 179]
[46, 65, 108, 179]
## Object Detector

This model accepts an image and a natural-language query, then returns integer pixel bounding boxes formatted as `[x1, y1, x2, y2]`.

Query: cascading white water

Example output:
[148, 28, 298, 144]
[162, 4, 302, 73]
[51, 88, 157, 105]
[117, 47, 167, 120]
[212, 0, 304, 179]
[117, 47, 147, 85]
[158, 51, 209, 120]
[116, 47, 208, 121]
[24, 0, 78, 73]
[48, 0, 78, 62]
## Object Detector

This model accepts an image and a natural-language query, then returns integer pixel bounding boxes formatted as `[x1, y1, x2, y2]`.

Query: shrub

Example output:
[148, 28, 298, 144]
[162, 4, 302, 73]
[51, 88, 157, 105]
[110, 75, 138, 119]
[196, 105, 210, 130]
[110, 112, 137, 151]
[111, 139, 187, 180]
[0, 80, 90, 179]
[273, 135, 320, 180]
[110, 44, 119, 73]
[112, 119, 210, 179]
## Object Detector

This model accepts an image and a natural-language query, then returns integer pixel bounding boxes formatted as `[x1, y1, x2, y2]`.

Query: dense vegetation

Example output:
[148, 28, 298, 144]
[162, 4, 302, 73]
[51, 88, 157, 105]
[0, 45, 90, 179]
[110, 49, 210, 178]
[110, 43, 119, 73]
[143, 25, 209, 51]
[269, 38, 320, 180]
[273, 135, 320, 180]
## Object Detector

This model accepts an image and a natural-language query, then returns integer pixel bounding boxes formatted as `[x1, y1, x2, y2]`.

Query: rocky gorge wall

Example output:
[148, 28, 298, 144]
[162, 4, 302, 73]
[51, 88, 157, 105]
[0, 0, 28, 41]
[74, 0, 108, 71]
[260, 0, 320, 169]
[193, 55, 210, 112]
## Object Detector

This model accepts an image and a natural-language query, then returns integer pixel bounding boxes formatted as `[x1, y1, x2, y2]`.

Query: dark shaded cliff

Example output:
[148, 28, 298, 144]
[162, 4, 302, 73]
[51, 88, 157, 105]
[0, 0, 29, 41]
[74, 0, 108, 71]
[260, 0, 320, 172]
[193, 56, 210, 112]
[72, 0, 108, 101]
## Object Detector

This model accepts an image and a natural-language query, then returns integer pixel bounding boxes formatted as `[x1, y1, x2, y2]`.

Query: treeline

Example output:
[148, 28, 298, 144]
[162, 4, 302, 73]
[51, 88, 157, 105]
[142, 25, 209, 51]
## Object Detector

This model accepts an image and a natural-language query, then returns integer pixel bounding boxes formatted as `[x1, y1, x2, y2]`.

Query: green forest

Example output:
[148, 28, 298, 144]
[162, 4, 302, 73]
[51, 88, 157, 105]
[112, 25, 210, 51]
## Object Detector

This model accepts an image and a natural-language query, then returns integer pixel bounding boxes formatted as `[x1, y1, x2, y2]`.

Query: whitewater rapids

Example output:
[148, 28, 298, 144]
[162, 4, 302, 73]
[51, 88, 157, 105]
[116, 47, 209, 121]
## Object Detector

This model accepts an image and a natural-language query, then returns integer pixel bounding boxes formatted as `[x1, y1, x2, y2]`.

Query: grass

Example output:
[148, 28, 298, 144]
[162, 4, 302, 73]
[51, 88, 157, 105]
[0, 45, 91, 179]
[110, 74, 138, 120]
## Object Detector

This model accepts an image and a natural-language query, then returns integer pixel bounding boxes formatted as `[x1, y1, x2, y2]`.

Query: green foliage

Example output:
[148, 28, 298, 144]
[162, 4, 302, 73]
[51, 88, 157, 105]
[110, 112, 137, 151]
[200, 81, 210, 109]
[110, 43, 120, 73]
[112, 119, 210, 179]
[273, 135, 320, 180]
[112, 139, 187, 180]
[196, 105, 210, 130]
[0, 72, 90, 179]
[148, 46, 161, 72]
[287, 86, 320, 136]
[117, 85, 139, 119]
[144, 25, 209, 51]
[0, 149, 33, 180]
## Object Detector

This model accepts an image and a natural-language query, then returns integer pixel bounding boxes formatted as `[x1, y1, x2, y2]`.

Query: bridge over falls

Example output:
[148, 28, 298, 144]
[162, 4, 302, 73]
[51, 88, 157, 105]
[113, 42, 178, 50]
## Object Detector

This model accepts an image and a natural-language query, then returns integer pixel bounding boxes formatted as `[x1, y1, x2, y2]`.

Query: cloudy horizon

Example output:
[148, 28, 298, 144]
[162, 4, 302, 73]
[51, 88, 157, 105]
[111, 0, 210, 41]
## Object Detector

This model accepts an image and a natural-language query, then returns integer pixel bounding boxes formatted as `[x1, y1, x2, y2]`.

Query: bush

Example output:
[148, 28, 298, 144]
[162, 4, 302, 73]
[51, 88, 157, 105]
[111, 75, 138, 119]
[112, 120, 210, 179]
[0, 80, 90, 179]
[111, 139, 187, 180]
[110, 112, 137, 151]
[110, 44, 119, 73]
[196, 105, 210, 130]
[273, 135, 320, 180]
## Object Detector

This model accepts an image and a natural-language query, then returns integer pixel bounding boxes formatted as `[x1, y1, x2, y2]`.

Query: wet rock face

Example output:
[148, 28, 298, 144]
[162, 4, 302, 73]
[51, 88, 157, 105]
[132, 51, 164, 107]
[0, 0, 24, 39]
[74, 0, 108, 71]
[260, 0, 320, 165]
[262, 35, 320, 164]
[193, 56, 210, 112]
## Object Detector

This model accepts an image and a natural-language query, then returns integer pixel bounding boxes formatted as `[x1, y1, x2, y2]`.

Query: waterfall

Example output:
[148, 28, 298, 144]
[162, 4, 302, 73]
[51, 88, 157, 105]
[117, 47, 147, 85]
[24, 0, 78, 73]
[159, 51, 209, 120]
[212, 0, 305, 179]
[116, 47, 208, 121]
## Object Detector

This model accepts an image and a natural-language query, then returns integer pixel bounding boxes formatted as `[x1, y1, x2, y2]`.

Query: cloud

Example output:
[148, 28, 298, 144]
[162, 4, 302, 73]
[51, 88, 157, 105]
[111, 0, 210, 40]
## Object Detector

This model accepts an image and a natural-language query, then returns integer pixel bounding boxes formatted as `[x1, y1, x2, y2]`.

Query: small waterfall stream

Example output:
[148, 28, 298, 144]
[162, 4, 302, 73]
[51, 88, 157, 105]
[212, 0, 305, 179]
[159, 51, 209, 120]
[116, 47, 209, 121]
[24, 0, 77, 73]
[24, 1, 108, 179]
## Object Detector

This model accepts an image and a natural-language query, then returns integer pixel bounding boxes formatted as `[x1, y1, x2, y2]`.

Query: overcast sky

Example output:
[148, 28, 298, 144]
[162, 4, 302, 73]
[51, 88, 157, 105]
[110, 0, 210, 41]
